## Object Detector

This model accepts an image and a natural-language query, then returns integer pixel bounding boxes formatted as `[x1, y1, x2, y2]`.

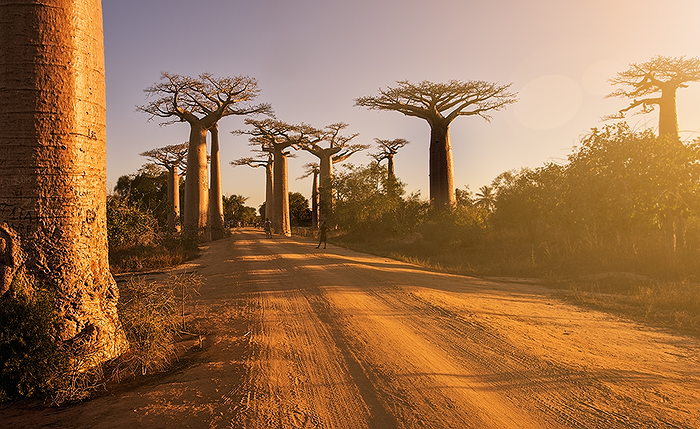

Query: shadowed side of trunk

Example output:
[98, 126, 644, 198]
[209, 125, 225, 239]
[0, 0, 127, 363]
[184, 124, 210, 240]
[429, 123, 456, 208]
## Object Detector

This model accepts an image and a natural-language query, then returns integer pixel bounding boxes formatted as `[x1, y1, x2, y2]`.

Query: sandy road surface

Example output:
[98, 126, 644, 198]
[3, 228, 700, 428]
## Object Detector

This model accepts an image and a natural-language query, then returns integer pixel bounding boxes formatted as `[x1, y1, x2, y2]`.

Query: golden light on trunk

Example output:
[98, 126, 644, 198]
[0, 0, 127, 362]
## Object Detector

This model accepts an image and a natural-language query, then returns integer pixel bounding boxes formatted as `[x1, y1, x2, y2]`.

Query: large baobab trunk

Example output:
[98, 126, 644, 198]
[167, 165, 181, 232]
[184, 124, 209, 240]
[265, 161, 274, 223]
[318, 155, 333, 223]
[273, 148, 291, 236]
[0, 0, 127, 363]
[658, 87, 680, 140]
[387, 154, 396, 180]
[429, 123, 456, 208]
[208, 125, 224, 239]
[311, 170, 319, 229]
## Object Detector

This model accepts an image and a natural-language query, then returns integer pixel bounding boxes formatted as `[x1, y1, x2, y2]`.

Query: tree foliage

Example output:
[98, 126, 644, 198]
[288, 192, 311, 227]
[607, 55, 700, 139]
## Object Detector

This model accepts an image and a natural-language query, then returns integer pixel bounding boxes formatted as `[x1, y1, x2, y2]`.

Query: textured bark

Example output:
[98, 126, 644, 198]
[208, 125, 224, 239]
[311, 171, 319, 229]
[0, 0, 127, 362]
[429, 123, 456, 207]
[184, 124, 210, 240]
[265, 161, 274, 223]
[167, 165, 180, 232]
[318, 153, 334, 223]
[272, 148, 291, 236]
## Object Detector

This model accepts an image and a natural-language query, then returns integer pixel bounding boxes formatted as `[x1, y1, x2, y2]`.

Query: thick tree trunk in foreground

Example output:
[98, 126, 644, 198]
[0, 0, 126, 363]
[429, 123, 456, 208]
[167, 165, 180, 232]
[184, 124, 209, 240]
[208, 125, 224, 239]
[272, 148, 291, 236]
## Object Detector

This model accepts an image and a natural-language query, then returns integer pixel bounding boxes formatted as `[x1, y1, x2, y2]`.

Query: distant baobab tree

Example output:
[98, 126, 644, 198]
[0, 0, 126, 365]
[231, 152, 274, 223]
[301, 123, 368, 223]
[607, 55, 700, 141]
[234, 119, 308, 236]
[138, 72, 271, 240]
[356, 80, 517, 208]
[298, 163, 320, 228]
[140, 142, 188, 232]
[369, 138, 409, 182]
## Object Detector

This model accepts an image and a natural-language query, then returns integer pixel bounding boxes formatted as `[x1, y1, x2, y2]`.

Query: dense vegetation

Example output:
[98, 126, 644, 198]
[329, 123, 700, 336]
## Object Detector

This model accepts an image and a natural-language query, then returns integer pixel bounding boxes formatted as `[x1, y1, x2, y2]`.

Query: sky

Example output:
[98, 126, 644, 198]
[102, 0, 700, 208]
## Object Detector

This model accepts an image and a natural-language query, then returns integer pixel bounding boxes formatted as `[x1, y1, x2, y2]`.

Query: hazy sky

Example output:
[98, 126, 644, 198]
[102, 0, 700, 208]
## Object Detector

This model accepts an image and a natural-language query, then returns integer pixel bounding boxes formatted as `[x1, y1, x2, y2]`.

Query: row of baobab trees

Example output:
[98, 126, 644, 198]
[138, 104, 413, 239]
[138, 54, 700, 243]
[137, 73, 521, 241]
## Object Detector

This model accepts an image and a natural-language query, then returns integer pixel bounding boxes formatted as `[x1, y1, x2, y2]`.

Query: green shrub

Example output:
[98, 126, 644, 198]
[106, 197, 158, 250]
[0, 274, 68, 402]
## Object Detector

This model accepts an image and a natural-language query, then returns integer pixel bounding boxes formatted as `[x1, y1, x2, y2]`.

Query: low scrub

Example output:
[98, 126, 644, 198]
[109, 234, 199, 274]
[0, 272, 203, 405]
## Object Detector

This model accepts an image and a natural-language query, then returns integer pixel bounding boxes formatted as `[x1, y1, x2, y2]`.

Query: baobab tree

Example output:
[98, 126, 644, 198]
[607, 55, 700, 256]
[298, 163, 320, 228]
[0, 0, 126, 365]
[140, 142, 188, 232]
[301, 123, 368, 223]
[231, 152, 274, 223]
[234, 119, 307, 236]
[369, 138, 409, 181]
[607, 55, 700, 141]
[356, 80, 517, 208]
[138, 72, 271, 240]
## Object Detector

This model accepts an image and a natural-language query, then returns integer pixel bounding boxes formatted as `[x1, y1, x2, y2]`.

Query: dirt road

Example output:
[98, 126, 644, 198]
[3, 228, 700, 428]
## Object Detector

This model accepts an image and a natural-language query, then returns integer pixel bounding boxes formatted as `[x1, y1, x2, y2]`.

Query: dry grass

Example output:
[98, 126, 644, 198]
[109, 236, 199, 274]
[563, 276, 700, 337]
[335, 230, 700, 340]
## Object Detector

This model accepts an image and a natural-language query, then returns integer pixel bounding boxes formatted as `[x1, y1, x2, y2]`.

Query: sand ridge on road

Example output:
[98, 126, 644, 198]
[2, 228, 699, 428]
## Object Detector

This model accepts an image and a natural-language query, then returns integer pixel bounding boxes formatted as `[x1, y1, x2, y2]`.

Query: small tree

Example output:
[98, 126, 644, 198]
[231, 152, 274, 224]
[356, 80, 517, 207]
[140, 143, 188, 232]
[369, 138, 409, 182]
[607, 55, 700, 141]
[300, 123, 368, 224]
[288, 192, 311, 227]
[298, 163, 320, 228]
[138, 72, 271, 240]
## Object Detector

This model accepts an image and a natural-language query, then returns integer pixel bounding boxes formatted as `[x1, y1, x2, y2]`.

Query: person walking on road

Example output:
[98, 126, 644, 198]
[264, 218, 272, 238]
[317, 221, 328, 249]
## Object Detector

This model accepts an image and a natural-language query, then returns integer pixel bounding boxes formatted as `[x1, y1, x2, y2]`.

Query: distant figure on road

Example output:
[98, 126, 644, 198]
[264, 218, 272, 238]
[317, 221, 328, 249]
